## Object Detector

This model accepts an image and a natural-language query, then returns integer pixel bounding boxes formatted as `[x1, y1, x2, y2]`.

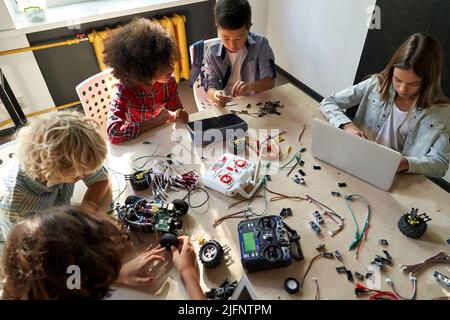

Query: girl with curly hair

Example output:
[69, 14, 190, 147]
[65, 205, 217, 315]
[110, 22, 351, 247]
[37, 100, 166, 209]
[103, 18, 189, 144]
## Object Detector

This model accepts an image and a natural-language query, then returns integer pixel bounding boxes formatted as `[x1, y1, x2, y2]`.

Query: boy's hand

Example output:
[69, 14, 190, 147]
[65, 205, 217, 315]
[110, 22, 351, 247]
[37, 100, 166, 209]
[170, 236, 197, 274]
[341, 122, 368, 139]
[231, 81, 250, 97]
[116, 245, 165, 286]
[213, 90, 231, 108]
[174, 109, 189, 123]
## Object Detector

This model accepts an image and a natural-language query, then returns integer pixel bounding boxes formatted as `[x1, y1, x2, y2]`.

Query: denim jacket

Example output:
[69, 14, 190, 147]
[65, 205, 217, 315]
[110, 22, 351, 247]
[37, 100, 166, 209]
[319, 76, 450, 178]
[203, 32, 276, 91]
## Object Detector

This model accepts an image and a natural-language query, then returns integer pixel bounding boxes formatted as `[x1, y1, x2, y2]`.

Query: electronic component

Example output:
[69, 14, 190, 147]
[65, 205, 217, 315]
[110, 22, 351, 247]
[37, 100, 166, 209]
[293, 175, 305, 185]
[316, 244, 326, 252]
[365, 272, 374, 279]
[338, 182, 347, 187]
[334, 250, 343, 262]
[331, 191, 341, 197]
[313, 210, 324, 224]
[187, 113, 248, 147]
[398, 208, 432, 238]
[205, 279, 238, 300]
[238, 215, 303, 272]
[336, 266, 347, 274]
[313, 165, 321, 170]
[279, 207, 293, 217]
[160, 233, 179, 250]
[322, 252, 334, 259]
[354, 272, 365, 281]
[379, 239, 389, 246]
[346, 270, 354, 282]
[433, 271, 450, 287]
[115, 196, 188, 234]
[202, 153, 262, 199]
[257, 100, 284, 117]
[284, 277, 300, 294]
[126, 163, 199, 198]
[309, 221, 321, 233]
[298, 169, 306, 176]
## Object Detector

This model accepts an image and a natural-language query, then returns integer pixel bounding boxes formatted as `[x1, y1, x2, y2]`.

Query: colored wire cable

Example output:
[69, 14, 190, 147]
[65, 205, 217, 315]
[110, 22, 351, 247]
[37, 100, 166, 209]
[312, 278, 320, 300]
[386, 273, 417, 300]
[183, 187, 210, 209]
[344, 194, 370, 251]
[399, 251, 449, 275]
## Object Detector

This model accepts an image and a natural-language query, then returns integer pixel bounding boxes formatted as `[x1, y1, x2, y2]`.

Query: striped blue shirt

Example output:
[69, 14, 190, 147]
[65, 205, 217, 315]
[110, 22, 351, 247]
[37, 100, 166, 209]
[0, 158, 108, 240]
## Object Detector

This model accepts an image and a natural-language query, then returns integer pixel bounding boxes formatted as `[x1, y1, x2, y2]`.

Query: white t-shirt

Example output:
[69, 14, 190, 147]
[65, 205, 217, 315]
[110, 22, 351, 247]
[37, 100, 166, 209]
[375, 103, 411, 152]
[224, 49, 244, 95]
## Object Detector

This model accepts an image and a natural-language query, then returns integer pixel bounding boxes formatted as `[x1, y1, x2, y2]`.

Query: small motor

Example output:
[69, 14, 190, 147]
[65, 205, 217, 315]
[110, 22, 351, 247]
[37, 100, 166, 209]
[398, 208, 432, 239]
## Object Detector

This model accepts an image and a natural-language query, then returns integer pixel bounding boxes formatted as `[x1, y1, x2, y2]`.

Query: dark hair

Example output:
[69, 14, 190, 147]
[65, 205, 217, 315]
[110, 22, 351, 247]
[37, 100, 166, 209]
[1, 206, 128, 300]
[214, 0, 252, 30]
[103, 18, 180, 86]
[377, 33, 449, 108]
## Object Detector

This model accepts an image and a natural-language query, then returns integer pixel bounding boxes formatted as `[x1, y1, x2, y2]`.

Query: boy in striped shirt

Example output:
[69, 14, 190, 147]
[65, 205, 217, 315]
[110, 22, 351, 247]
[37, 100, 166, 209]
[0, 112, 111, 242]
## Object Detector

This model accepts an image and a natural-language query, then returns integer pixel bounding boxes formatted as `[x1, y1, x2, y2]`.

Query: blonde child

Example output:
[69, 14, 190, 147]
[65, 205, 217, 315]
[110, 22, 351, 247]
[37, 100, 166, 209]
[0, 111, 111, 241]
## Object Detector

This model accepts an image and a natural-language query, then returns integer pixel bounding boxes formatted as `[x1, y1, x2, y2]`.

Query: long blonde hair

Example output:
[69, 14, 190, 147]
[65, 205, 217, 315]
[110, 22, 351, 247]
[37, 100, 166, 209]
[16, 111, 107, 184]
[376, 33, 449, 108]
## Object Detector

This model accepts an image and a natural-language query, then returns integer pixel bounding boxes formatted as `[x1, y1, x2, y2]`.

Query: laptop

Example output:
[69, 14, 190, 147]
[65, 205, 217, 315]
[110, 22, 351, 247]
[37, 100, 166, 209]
[311, 118, 403, 191]
[230, 276, 258, 300]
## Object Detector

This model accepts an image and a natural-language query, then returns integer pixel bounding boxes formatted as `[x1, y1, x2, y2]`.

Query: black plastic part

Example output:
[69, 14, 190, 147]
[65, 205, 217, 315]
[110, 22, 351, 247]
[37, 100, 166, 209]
[284, 277, 300, 294]
[336, 266, 347, 274]
[159, 233, 179, 250]
[354, 272, 365, 281]
[130, 171, 150, 191]
[398, 214, 428, 238]
[338, 182, 347, 188]
[172, 199, 189, 215]
[199, 240, 224, 268]
[346, 270, 354, 282]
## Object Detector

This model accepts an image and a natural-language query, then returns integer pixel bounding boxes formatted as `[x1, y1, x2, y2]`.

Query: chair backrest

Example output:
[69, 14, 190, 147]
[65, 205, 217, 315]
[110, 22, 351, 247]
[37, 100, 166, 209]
[75, 69, 118, 138]
[0, 140, 17, 169]
[189, 38, 220, 111]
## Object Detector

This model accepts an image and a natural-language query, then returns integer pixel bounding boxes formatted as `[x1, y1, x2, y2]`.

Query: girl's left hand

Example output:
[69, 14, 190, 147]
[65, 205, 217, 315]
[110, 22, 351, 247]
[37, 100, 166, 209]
[397, 157, 409, 173]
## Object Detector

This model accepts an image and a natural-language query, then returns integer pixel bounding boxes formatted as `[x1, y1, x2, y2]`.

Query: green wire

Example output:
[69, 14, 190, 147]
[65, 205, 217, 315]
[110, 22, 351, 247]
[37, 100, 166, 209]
[345, 194, 371, 250]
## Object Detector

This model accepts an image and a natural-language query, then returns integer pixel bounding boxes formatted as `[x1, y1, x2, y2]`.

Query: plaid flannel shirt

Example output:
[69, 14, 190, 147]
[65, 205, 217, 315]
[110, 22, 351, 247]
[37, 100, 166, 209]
[107, 76, 183, 144]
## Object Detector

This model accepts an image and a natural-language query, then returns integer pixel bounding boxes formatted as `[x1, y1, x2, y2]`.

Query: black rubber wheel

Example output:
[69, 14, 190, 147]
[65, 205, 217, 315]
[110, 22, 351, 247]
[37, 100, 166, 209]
[160, 233, 179, 250]
[284, 277, 300, 294]
[130, 171, 150, 191]
[398, 214, 427, 239]
[172, 199, 189, 215]
[199, 240, 223, 268]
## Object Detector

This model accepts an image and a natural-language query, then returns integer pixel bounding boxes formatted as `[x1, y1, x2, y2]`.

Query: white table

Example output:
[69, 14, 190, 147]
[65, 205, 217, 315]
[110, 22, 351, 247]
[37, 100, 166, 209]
[107, 84, 450, 300]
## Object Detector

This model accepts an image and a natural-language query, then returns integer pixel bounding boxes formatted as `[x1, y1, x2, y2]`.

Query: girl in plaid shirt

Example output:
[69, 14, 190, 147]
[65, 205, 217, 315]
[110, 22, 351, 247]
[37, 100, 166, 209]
[103, 18, 189, 144]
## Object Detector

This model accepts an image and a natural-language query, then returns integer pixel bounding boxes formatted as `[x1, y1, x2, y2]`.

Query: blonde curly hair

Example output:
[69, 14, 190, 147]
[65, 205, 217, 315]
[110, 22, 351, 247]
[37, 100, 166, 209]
[16, 111, 107, 184]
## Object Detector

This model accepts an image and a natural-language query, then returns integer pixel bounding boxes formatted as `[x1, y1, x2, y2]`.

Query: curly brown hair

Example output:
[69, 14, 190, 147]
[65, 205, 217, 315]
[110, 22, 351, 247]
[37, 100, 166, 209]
[1, 206, 128, 300]
[103, 18, 180, 85]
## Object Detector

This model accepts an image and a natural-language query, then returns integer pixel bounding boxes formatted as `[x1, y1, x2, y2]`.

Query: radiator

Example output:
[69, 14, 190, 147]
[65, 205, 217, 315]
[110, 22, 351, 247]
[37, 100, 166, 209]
[88, 14, 190, 83]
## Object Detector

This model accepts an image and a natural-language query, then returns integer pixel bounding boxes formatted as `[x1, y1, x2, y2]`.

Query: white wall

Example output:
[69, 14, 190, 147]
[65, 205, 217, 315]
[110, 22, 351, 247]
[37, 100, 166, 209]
[0, 0, 15, 30]
[0, 35, 55, 126]
[248, 0, 268, 36]
[265, 0, 376, 97]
